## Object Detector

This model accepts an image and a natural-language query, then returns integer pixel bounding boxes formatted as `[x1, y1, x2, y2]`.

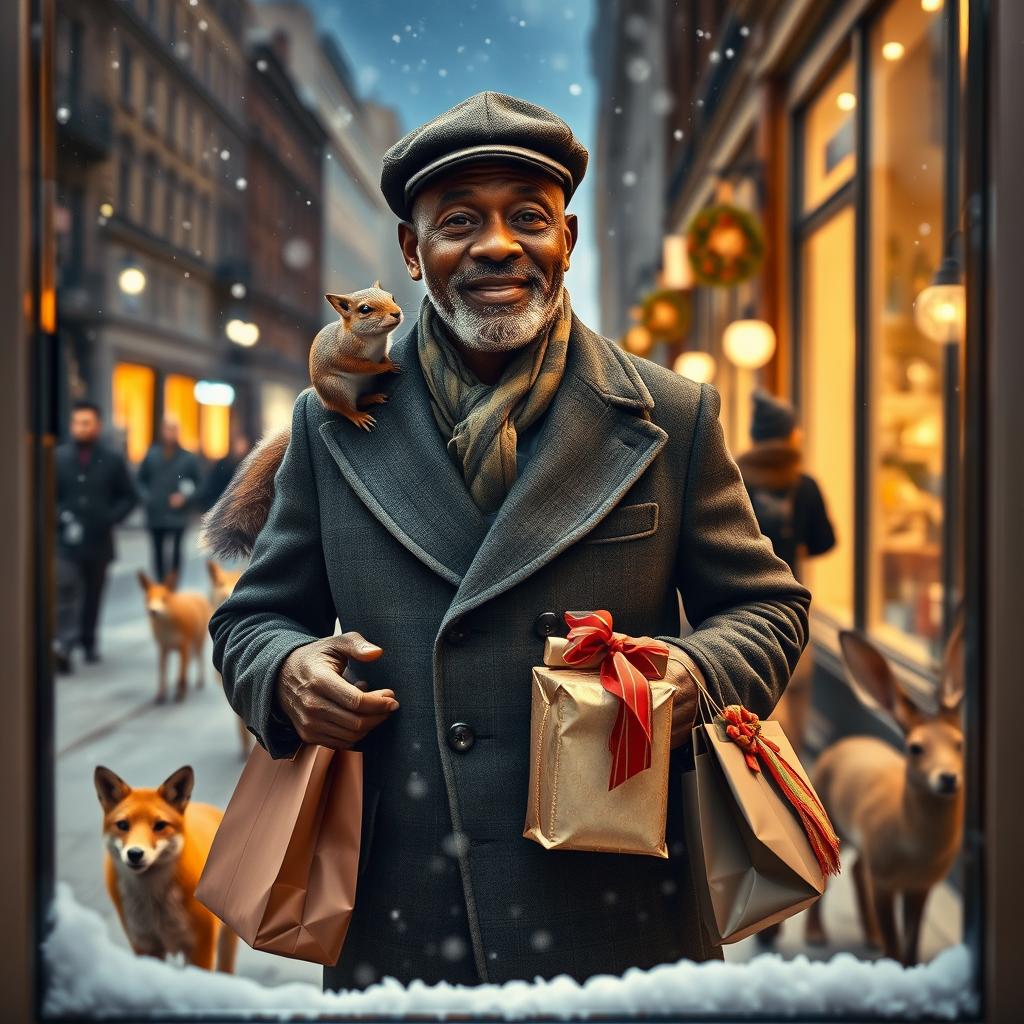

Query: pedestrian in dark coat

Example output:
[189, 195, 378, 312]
[198, 433, 251, 513]
[54, 399, 138, 666]
[210, 92, 809, 991]
[736, 390, 836, 577]
[137, 419, 201, 581]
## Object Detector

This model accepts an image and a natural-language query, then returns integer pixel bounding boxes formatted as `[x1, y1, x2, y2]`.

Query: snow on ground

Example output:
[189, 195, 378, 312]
[44, 884, 976, 1020]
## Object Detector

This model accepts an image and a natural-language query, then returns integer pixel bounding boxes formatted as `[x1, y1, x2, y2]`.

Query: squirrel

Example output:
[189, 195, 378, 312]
[199, 282, 403, 560]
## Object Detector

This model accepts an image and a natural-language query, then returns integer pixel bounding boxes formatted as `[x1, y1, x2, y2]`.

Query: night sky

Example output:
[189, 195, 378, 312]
[293, 0, 600, 327]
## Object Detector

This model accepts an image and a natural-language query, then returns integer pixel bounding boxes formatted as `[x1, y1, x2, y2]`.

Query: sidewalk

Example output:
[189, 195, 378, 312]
[54, 528, 962, 991]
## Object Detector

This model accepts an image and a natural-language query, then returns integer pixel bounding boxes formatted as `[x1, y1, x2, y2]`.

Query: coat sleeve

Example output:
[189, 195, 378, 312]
[656, 384, 811, 719]
[209, 391, 336, 758]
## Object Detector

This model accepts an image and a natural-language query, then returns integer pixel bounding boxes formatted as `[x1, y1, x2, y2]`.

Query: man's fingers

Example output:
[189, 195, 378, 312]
[310, 671, 398, 714]
[327, 631, 384, 664]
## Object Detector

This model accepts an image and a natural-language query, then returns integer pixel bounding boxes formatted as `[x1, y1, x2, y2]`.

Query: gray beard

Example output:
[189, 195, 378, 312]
[421, 259, 565, 353]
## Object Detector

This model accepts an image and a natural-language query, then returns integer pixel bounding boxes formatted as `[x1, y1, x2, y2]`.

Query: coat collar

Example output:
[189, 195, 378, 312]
[317, 310, 668, 627]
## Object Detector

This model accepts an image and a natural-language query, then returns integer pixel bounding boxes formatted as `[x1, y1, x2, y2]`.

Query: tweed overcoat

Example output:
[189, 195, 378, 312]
[210, 312, 810, 990]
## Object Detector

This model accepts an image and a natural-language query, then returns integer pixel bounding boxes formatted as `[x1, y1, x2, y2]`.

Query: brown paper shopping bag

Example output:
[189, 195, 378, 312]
[681, 681, 840, 945]
[196, 743, 362, 965]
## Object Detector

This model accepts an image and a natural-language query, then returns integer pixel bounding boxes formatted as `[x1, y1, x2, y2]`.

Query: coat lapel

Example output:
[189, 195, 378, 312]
[317, 313, 668, 620]
[317, 327, 489, 588]
[443, 315, 668, 627]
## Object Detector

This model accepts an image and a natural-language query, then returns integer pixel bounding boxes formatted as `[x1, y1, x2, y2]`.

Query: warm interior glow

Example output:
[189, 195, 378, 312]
[164, 374, 200, 452]
[226, 319, 260, 347]
[200, 403, 231, 460]
[661, 234, 692, 289]
[882, 40, 906, 61]
[921, 0, 942, 11]
[836, 91, 857, 112]
[623, 325, 653, 355]
[111, 362, 154, 463]
[722, 319, 777, 369]
[673, 351, 716, 383]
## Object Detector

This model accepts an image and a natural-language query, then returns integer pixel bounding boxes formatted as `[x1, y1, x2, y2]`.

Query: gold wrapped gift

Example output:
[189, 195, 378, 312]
[523, 612, 675, 858]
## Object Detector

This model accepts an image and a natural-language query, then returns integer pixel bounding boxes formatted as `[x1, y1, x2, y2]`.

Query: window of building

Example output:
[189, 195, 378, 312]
[119, 44, 133, 108]
[111, 362, 155, 464]
[164, 171, 177, 245]
[117, 137, 133, 217]
[802, 58, 857, 213]
[163, 374, 200, 452]
[141, 153, 157, 231]
[143, 66, 157, 131]
[200, 403, 230, 460]
[867, 0, 949, 661]
[166, 86, 177, 149]
[799, 205, 856, 623]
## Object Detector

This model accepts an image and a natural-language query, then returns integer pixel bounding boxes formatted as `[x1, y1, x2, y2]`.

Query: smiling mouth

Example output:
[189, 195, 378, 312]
[461, 277, 534, 305]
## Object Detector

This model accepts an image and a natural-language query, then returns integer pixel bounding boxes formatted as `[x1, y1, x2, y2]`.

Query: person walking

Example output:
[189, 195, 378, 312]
[54, 399, 138, 669]
[736, 390, 836, 578]
[198, 432, 251, 514]
[138, 418, 201, 582]
[210, 93, 809, 990]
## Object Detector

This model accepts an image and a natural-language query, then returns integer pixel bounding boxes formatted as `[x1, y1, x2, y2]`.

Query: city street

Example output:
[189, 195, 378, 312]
[53, 529, 963, 990]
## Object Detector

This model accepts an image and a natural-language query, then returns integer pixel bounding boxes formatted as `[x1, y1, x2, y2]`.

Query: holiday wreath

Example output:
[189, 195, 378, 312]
[686, 203, 765, 286]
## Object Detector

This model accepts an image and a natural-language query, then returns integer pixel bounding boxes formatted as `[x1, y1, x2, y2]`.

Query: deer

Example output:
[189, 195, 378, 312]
[804, 620, 965, 965]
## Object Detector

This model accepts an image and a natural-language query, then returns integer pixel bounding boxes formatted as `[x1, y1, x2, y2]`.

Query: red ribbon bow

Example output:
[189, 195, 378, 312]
[562, 610, 670, 790]
[721, 704, 842, 877]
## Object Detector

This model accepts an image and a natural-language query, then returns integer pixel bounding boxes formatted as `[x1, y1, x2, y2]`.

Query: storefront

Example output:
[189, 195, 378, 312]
[666, 0, 966, 699]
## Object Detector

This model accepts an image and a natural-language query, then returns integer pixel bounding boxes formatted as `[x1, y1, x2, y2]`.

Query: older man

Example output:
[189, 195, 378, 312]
[210, 92, 809, 991]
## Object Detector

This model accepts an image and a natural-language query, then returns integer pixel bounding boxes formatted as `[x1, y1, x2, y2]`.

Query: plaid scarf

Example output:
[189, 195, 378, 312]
[417, 290, 572, 513]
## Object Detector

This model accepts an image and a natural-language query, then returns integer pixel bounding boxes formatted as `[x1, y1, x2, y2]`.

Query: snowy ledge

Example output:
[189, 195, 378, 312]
[44, 885, 977, 1020]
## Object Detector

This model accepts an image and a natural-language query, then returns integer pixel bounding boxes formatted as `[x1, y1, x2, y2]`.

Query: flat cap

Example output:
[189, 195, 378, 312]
[380, 91, 589, 221]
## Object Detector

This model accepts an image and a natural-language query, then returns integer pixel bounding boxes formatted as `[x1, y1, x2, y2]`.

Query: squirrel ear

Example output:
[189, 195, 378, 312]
[326, 293, 352, 317]
[372, 279, 381, 289]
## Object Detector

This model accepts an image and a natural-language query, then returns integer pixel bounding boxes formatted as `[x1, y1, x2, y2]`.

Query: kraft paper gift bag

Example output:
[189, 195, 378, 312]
[196, 742, 362, 965]
[682, 692, 841, 945]
[523, 610, 676, 858]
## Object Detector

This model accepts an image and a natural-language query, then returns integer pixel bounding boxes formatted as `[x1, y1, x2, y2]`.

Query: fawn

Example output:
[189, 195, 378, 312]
[805, 621, 965, 964]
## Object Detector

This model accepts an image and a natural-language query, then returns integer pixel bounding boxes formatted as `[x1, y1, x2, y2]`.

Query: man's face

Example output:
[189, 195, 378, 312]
[161, 420, 179, 447]
[70, 409, 100, 443]
[399, 161, 578, 352]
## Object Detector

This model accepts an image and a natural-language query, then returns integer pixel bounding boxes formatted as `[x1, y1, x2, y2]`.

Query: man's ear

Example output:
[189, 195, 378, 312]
[397, 222, 422, 281]
[564, 212, 579, 261]
[326, 293, 353, 318]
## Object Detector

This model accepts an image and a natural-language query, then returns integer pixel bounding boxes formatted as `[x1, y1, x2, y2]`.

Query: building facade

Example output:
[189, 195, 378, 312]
[239, 42, 327, 441]
[595, 0, 967, 725]
[250, 3, 423, 322]
[55, 0, 249, 463]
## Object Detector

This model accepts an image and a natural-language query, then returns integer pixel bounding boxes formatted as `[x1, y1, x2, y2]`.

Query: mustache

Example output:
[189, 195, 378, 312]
[451, 263, 546, 290]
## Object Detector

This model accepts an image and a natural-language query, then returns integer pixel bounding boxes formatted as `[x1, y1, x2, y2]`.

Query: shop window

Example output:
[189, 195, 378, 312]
[163, 373, 200, 452]
[200, 403, 230, 460]
[802, 58, 857, 213]
[111, 362, 154, 464]
[800, 205, 856, 623]
[868, 0, 948, 660]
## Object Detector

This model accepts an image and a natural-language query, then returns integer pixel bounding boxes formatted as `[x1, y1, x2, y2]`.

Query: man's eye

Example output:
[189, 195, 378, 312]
[443, 214, 472, 227]
[116, 820, 129, 832]
[358, 304, 372, 314]
[517, 211, 547, 225]
[153, 821, 167, 832]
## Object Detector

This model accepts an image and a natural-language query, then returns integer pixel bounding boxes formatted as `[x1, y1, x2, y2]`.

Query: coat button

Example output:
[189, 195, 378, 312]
[534, 611, 561, 638]
[447, 722, 475, 753]
[445, 621, 467, 644]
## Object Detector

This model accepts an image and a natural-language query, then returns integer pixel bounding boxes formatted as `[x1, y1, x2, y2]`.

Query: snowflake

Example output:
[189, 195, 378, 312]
[441, 935, 467, 962]
[622, 170, 637, 187]
[568, 82, 582, 96]
[234, 177, 247, 191]
[626, 57, 651, 83]
[530, 930, 553, 952]
[391, 34, 400, 43]
[673, 128, 684, 140]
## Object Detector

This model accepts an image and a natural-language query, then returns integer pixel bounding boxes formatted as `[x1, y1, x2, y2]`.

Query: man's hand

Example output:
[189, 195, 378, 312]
[275, 632, 398, 749]
[665, 655, 700, 749]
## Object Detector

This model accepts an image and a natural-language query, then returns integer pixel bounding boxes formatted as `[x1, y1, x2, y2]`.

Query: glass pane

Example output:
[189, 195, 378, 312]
[163, 373, 200, 452]
[800, 206, 856, 622]
[868, 0, 947, 660]
[111, 361, 154, 463]
[199, 402, 230, 460]
[802, 58, 857, 212]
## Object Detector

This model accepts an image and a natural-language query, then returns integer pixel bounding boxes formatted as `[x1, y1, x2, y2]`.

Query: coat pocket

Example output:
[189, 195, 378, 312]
[583, 501, 659, 544]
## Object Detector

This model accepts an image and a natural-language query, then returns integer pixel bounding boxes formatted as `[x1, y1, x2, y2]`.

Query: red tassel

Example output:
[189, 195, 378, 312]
[722, 705, 841, 877]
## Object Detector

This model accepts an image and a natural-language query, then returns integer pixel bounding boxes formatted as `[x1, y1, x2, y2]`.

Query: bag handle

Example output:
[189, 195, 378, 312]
[666, 653, 724, 726]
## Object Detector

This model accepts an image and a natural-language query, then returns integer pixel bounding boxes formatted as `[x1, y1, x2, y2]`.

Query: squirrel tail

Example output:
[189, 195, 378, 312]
[199, 427, 290, 560]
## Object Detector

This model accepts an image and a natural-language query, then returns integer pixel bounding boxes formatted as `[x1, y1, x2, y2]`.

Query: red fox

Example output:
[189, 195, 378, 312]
[94, 764, 237, 972]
